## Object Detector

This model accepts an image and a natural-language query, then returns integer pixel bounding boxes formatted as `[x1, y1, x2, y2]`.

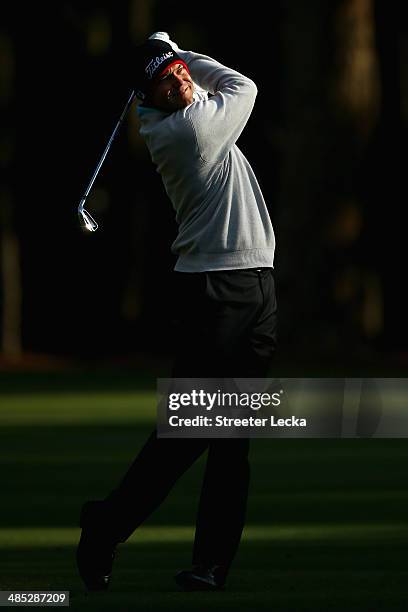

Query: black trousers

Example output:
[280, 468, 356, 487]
[104, 268, 277, 575]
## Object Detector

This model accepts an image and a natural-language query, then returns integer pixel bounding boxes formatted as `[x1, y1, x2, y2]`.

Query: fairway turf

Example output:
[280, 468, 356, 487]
[1, 373, 407, 611]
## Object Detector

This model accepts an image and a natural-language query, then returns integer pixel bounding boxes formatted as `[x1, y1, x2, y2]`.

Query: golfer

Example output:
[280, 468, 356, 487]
[77, 32, 277, 592]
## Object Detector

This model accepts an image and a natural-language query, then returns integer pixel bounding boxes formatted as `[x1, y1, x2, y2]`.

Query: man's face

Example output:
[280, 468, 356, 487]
[149, 63, 194, 112]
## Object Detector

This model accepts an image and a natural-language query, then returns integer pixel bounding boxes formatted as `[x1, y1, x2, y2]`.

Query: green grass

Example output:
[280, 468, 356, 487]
[1, 374, 408, 611]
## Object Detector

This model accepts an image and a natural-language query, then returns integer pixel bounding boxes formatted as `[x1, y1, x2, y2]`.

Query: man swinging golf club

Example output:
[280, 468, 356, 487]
[76, 32, 277, 592]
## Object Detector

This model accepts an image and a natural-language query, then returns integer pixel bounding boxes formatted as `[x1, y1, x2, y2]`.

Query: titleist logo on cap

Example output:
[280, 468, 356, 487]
[145, 51, 174, 79]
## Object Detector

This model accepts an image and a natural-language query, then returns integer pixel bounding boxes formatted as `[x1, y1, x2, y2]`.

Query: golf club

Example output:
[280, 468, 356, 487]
[77, 89, 136, 231]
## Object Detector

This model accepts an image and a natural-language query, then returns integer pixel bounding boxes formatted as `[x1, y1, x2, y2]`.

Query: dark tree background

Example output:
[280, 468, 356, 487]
[1, 0, 407, 373]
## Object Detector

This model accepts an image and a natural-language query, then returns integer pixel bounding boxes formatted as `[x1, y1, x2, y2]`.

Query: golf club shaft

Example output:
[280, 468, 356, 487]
[80, 90, 136, 205]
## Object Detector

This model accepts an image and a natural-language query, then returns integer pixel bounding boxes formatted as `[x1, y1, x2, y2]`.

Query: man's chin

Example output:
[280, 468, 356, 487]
[175, 85, 194, 106]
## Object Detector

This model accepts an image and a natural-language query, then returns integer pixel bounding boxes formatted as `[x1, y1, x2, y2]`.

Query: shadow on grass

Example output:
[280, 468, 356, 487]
[1, 424, 408, 527]
[1, 539, 408, 611]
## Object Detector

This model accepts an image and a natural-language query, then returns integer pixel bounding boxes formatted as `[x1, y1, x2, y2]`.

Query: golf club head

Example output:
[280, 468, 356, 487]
[78, 205, 98, 232]
[78, 208, 98, 232]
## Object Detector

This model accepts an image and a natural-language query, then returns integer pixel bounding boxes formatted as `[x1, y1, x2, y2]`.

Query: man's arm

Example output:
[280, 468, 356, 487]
[183, 50, 257, 163]
[149, 33, 257, 163]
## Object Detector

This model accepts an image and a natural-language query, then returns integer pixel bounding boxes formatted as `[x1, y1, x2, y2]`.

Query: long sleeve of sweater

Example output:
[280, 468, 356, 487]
[178, 50, 258, 163]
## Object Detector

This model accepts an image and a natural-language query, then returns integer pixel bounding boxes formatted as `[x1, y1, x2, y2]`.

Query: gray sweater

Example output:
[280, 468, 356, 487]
[137, 50, 275, 272]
